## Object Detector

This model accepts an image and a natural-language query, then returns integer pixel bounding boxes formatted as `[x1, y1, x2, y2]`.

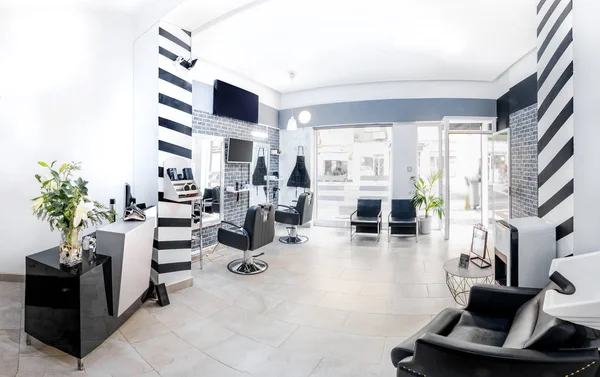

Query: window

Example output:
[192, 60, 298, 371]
[315, 126, 392, 225]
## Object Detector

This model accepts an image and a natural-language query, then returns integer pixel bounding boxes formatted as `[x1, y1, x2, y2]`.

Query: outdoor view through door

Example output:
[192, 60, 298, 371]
[315, 127, 392, 226]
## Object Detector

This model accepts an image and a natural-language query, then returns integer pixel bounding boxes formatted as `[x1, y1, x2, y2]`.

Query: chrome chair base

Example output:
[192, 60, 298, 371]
[279, 235, 309, 244]
[227, 259, 268, 275]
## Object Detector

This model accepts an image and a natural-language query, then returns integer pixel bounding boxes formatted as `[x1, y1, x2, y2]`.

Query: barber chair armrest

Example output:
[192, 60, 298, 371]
[465, 284, 541, 318]
[217, 223, 249, 251]
[350, 210, 357, 221]
[277, 204, 297, 212]
[397, 333, 600, 377]
[377, 210, 382, 222]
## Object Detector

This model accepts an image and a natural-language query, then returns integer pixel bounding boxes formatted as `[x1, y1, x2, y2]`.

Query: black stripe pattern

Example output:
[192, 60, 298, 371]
[154, 24, 194, 285]
[536, 0, 574, 257]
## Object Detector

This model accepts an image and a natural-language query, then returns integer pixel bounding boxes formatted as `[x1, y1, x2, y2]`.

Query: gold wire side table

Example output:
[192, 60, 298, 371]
[444, 257, 494, 306]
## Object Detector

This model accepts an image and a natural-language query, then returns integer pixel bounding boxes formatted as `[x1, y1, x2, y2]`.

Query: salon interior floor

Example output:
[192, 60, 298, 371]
[0, 226, 473, 377]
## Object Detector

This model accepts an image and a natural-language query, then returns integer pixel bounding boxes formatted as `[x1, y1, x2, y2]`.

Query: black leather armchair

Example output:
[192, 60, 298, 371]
[275, 192, 314, 244]
[391, 281, 600, 377]
[217, 204, 275, 275]
[388, 199, 418, 242]
[350, 199, 382, 242]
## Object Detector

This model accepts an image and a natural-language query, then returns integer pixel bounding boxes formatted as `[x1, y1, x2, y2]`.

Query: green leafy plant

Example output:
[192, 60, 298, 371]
[410, 171, 446, 220]
[32, 161, 115, 247]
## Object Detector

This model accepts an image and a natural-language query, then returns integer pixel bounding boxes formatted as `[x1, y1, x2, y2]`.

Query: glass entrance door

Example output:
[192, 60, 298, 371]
[488, 129, 511, 224]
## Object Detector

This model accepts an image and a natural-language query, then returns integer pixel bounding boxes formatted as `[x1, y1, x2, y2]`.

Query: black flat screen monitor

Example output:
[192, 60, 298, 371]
[227, 138, 253, 164]
[213, 80, 259, 124]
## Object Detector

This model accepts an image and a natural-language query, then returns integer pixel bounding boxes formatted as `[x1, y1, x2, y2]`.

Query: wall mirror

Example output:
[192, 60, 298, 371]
[250, 141, 271, 205]
[192, 135, 225, 227]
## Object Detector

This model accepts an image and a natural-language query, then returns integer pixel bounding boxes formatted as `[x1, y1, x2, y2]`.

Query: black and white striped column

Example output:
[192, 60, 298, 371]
[152, 23, 194, 285]
[537, 0, 574, 257]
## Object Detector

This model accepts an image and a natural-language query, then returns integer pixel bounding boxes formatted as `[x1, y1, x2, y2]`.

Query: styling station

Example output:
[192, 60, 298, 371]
[24, 218, 155, 369]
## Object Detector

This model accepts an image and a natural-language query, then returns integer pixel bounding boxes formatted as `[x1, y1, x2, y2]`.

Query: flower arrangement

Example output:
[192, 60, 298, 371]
[32, 161, 115, 266]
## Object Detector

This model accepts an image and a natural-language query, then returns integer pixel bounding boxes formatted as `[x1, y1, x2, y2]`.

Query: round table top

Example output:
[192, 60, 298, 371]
[443, 257, 493, 278]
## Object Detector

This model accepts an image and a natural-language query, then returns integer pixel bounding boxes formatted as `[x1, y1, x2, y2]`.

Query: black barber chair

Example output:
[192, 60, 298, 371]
[275, 192, 314, 244]
[391, 273, 600, 377]
[217, 204, 275, 275]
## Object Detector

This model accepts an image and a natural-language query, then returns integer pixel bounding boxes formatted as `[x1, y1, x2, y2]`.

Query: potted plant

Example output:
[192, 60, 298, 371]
[410, 171, 445, 235]
[32, 161, 115, 266]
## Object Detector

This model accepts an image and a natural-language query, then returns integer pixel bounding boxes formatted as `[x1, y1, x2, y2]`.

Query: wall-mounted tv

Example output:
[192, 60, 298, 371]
[213, 80, 259, 124]
[227, 138, 254, 164]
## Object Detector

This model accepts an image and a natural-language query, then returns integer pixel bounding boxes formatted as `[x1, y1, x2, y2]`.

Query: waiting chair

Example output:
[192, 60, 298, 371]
[275, 192, 314, 244]
[211, 186, 221, 214]
[391, 275, 600, 377]
[350, 199, 382, 242]
[217, 204, 275, 275]
[388, 199, 418, 242]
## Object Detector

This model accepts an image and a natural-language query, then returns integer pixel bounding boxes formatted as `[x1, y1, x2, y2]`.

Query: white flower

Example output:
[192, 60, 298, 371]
[32, 197, 44, 211]
[73, 200, 94, 228]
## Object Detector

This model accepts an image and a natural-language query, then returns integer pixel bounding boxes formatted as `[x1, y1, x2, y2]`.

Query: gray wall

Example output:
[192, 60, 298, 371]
[510, 104, 538, 218]
[279, 98, 497, 128]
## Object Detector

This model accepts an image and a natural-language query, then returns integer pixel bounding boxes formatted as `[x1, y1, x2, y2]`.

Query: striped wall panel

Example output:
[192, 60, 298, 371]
[537, 0, 574, 257]
[154, 23, 194, 285]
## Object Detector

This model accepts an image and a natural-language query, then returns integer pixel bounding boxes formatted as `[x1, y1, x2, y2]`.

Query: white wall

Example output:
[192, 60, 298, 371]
[0, 9, 135, 274]
[133, 23, 159, 207]
[391, 124, 418, 199]
[573, 0, 600, 255]
[190, 58, 281, 109]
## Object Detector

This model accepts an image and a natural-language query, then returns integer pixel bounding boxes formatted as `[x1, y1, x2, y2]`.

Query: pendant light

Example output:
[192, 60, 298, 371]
[287, 71, 298, 131]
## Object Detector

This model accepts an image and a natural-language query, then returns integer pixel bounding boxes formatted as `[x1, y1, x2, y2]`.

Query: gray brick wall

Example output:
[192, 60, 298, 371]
[192, 110, 280, 248]
[192, 224, 218, 250]
[510, 104, 538, 218]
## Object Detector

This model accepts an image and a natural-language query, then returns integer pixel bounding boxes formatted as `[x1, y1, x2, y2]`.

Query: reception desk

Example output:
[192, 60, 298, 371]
[24, 218, 155, 369]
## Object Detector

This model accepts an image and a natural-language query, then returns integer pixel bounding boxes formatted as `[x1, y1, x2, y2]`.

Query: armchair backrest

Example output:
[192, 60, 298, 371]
[295, 192, 314, 225]
[502, 281, 579, 350]
[391, 199, 416, 219]
[243, 204, 275, 251]
[212, 186, 221, 203]
[203, 188, 212, 200]
[357, 199, 382, 217]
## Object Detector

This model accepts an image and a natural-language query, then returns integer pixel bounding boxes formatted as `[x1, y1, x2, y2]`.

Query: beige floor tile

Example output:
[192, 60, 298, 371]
[264, 269, 311, 286]
[303, 276, 364, 294]
[0, 283, 22, 307]
[280, 327, 385, 364]
[265, 301, 350, 331]
[119, 308, 170, 343]
[210, 305, 297, 347]
[172, 316, 235, 351]
[360, 282, 428, 298]
[150, 302, 205, 330]
[16, 355, 80, 377]
[309, 358, 385, 377]
[0, 302, 21, 330]
[0, 329, 19, 377]
[83, 331, 154, 376]
[260, 282, 326, 306]
[171, 286, 231, 316]
[395, 271, 446, 284]
[204, 334, 275, 373]
[339, 269, 397, 283]
[391, 297, 456, 315]
[133, 332, 244, 377]
[427, 283, 452, 298]
[342, 312, 432, 337]
[318, 292, 391, 314]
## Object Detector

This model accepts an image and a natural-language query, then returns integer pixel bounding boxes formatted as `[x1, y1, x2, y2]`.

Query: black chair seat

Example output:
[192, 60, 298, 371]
[389, 216, 417, 224]
[352, 216, 380, 224]
[275, 209, 300, 225]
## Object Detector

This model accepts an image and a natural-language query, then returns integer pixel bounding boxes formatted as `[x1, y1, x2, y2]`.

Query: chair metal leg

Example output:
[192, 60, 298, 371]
[25, 334, 31, 346]
[416, 222, 419, 243]
[77, 359, 84, 371]
[388, 225, 391, 242]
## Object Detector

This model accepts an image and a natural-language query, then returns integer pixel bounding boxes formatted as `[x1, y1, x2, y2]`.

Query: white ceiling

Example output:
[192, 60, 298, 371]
[170, 0, 537, 93]
[0, 0, 152, 12]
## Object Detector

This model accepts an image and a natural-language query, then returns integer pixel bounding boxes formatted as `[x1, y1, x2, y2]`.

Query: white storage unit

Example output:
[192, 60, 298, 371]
[494, 217, 556, 288]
